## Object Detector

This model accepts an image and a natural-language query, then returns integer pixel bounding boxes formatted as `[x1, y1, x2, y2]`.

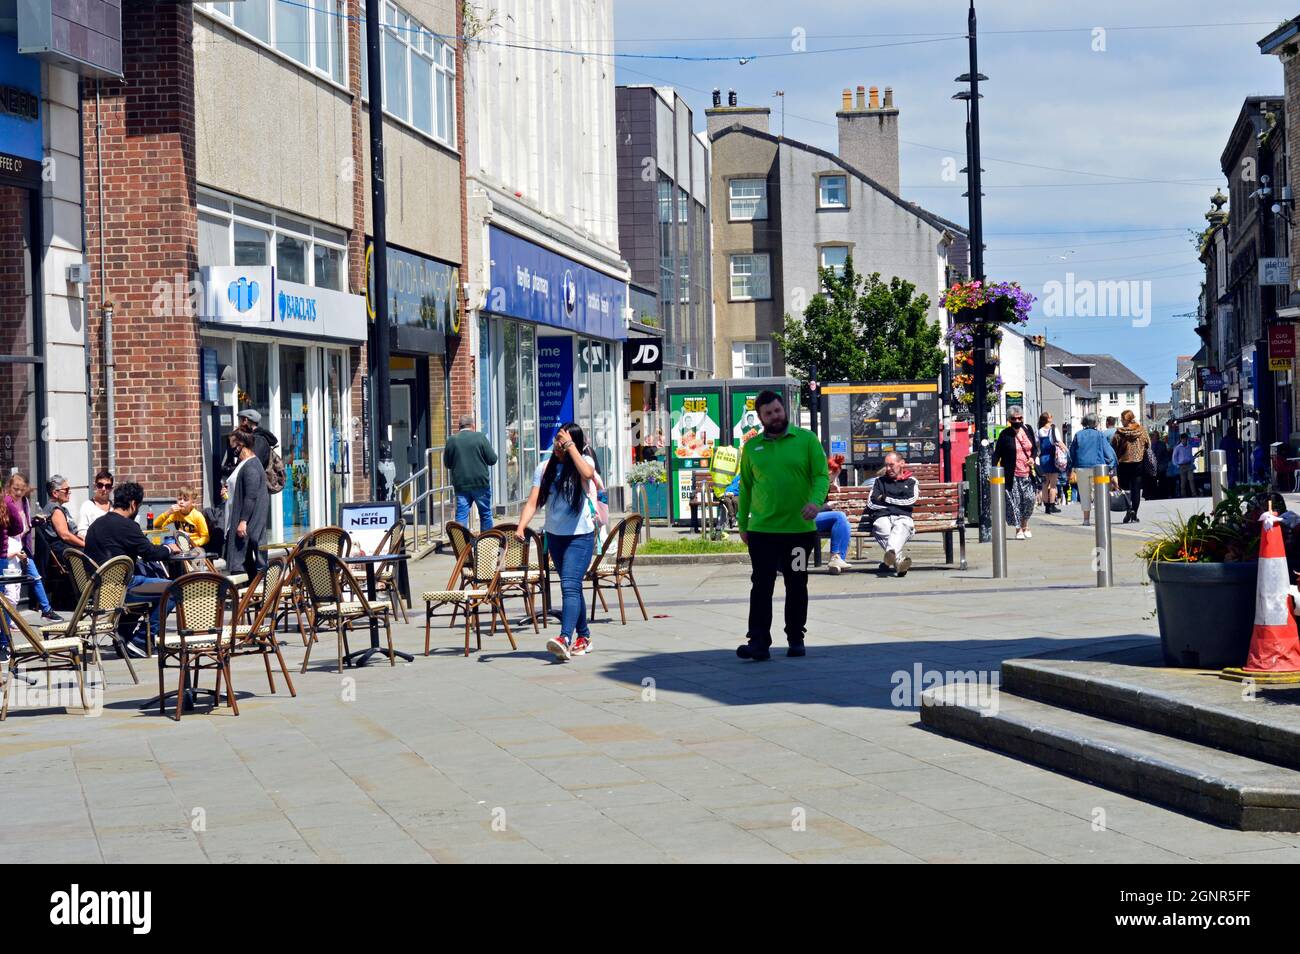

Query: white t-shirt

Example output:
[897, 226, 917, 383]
[78, 498, 110, 536]
[532, 454, 597, 536]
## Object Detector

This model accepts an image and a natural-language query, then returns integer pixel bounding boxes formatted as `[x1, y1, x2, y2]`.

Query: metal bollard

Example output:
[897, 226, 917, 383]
[1094, 465, 1113, 588]
[1210, 449, 1226, 507]
[989, 466, 1007, 579]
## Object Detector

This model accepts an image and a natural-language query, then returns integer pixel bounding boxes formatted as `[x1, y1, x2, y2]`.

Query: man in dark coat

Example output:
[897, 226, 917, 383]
[224, 430, 270, 577]
[221, 407, 279, 477]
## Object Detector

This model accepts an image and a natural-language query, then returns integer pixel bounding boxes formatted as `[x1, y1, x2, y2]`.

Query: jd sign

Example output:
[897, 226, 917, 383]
[624, 337, 663, 374]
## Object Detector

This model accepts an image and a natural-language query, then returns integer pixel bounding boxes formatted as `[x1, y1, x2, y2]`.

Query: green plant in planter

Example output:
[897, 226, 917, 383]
[1138, 485, 1269, 566]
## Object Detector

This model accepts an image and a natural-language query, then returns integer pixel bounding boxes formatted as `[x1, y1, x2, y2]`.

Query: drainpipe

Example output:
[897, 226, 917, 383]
[95, 79, 115, 474]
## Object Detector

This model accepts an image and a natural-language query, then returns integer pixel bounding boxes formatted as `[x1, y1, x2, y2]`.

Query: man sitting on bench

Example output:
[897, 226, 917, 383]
[865, 452, 918, 577]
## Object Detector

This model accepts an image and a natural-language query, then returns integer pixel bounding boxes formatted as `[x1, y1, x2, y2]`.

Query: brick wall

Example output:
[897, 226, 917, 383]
[448, 0, 475, 425]
[347, 0, 371, 499]
[83, 2, 201, 494]
[0, 187, 34, 478]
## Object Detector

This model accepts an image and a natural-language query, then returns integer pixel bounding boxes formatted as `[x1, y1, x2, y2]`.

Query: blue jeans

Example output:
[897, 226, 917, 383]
[545, 530, 595, 641]
[1, 555, 51, 613]
[815, 511, 851, 559]
[126, 574, 171, 641]
[455, 488, 493, 530]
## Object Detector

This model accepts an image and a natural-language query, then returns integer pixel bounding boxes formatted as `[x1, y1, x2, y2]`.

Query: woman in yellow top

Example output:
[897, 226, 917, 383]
[153, 487, 209, 547]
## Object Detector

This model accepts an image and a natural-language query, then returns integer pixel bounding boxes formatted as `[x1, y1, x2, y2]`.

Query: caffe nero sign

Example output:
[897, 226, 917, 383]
[0, 36, 43, 184]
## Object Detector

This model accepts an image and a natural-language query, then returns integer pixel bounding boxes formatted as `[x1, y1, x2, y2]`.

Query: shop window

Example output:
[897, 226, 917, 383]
[201, 191, 347, 286]
[234, 223, 269, 267]
[276, 233, 308, 285]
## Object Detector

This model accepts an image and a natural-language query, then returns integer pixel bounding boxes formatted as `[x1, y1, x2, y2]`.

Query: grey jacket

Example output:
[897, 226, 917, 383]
[225, 456, 269, 566]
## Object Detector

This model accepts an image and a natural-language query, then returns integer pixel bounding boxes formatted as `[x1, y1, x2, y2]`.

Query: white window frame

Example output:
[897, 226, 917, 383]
[203, 1, 346, 86]
[1109, 391, 1119, 403]
[360, 2, 458, 148]
[818, 174, 848, 209]
[731, 341, 773, 378]
[1126, 390, 1136, 403]
[728, 178, 767, 221]
[819, 246, 849, 285]
[198, 190, 349, 291]
[729, 253, 771, 301]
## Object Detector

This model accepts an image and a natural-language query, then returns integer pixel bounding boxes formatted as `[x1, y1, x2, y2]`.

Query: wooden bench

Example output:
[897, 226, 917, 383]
[815, 479, 967, 570]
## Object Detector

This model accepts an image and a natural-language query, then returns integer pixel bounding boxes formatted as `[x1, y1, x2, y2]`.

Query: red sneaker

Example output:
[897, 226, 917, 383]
[571, 636, 592, 656]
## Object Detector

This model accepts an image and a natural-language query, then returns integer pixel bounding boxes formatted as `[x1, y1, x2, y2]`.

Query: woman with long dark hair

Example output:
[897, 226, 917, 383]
[516, 423, 602, 661]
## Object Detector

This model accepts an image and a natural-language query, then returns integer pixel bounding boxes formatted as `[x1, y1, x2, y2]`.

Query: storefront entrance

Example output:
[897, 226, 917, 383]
[0, 184, 42, 488]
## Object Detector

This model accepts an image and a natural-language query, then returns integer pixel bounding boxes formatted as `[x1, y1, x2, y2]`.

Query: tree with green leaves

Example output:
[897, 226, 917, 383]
[773, 256, 945, 403]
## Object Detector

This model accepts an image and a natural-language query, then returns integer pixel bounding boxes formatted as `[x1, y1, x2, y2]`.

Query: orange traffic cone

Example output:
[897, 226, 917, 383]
[1222, 511, 1300, 683]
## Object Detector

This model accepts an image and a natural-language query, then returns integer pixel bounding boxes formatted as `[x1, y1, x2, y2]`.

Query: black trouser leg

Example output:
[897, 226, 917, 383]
[781, 532, 817, 645]
[745, 532, 780, 648]
[1117, 462, 1142, 516]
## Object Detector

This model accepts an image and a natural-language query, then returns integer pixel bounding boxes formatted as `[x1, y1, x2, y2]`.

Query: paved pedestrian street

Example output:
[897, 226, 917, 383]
[5, 496, 1296, 864]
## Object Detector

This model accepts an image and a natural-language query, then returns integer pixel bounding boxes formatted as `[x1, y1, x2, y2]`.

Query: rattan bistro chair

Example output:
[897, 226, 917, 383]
[65, 549, 153, 644]
[156, 572, 241, 721]
[42, 554, 138, 684]
[371, 519, 409, 623]
[228, 558, 296, 698]
[0, 595, 91, 719]
[586, 515, 649, 625]
[307, 526, 352, 559]
[295, 548, 395, 674]
[423, 529, 517, 657]
[497, 530, 542, 634]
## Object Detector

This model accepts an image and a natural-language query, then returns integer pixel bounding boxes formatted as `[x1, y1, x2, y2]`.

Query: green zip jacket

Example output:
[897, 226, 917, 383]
[737, 425, 830, 534]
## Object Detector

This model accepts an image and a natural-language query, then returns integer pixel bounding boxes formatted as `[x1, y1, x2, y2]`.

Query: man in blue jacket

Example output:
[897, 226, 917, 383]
[1069, 413, 1118, 527]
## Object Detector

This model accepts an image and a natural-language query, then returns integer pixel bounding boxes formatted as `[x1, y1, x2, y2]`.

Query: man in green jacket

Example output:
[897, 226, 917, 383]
[737, 389, 829, 661]
[443, 414, 498, 529]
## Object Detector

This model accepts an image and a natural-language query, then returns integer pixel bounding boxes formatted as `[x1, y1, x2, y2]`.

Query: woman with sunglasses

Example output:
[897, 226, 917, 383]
[993, 405, 1040, 540]
[78, 470, 113, 536]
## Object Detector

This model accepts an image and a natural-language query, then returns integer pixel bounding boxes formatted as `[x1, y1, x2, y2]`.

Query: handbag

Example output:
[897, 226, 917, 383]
[1109, 489, 1131, 513]
[1052, 428, 1069, 472]
[1142, 440, 1158, 477]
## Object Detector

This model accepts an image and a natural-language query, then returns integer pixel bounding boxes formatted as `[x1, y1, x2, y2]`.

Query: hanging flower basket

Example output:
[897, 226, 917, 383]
[940, 280, 1035, 325]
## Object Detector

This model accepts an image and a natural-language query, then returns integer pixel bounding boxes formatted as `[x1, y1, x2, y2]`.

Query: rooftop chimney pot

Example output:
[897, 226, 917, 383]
[841, 88, 852, 110]
[728, 89, 737, 107]
[855, 85, 865, 110]
[883, 86, 894, 108]
[712, 88, 721, 107]
[869, 86, 879, 109]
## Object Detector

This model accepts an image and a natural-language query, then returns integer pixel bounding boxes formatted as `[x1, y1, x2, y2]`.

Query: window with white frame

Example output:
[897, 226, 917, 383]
[199, 191, 347, 291]
[818, 174, 848, 209]
[1126, 390, 1136, 403]
[729, 253, 770, 301]
[204, 1, 346, 85]
[728, 178, 767, 221]
[819, 246, 849, 284]
[1109, 391, 1118, 403]
[732, 341, 773, 378]
[359, 3, 457, 146]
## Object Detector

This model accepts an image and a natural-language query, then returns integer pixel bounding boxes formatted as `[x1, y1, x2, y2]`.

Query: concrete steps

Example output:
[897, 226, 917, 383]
[921, 684, 1300, 831]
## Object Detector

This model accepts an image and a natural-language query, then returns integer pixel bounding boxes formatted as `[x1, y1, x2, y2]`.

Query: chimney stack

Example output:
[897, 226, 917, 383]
[842, 88, 852, 110]
[835, 81, 901, 194]
[706, 88, 770, 137]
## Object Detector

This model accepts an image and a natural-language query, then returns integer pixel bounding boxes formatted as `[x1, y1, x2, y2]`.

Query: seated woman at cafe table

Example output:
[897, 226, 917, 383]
[152, 486, 209, 548]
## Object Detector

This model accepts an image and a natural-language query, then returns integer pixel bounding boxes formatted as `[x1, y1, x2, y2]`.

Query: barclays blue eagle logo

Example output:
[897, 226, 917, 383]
[227, 277, 260, 313]
[562, 270, 576, 315]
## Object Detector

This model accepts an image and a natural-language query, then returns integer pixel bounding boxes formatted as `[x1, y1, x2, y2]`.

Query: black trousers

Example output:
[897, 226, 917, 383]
[745, 530, 817, 648]
[1117, 461, 1143, 516]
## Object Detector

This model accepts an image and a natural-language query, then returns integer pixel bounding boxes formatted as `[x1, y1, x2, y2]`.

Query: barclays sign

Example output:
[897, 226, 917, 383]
[277, 289, 319, 323]
[200, 266, 365, 343]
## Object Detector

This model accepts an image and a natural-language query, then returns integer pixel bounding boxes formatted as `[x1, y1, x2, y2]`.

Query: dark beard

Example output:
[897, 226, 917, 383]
[763, 419, 788, 437]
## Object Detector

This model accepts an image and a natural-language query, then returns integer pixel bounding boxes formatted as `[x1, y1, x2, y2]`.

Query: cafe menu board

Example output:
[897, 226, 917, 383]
[822, 382, 940, 468]
[668, 390, 722, 523]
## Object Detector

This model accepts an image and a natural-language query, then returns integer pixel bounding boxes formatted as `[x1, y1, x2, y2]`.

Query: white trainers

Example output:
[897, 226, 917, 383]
[827, 554, 852, 575]
[1023, 529, 1033, 539]
[1015, 529, 1026, 540]
[545, 636, 571, 662]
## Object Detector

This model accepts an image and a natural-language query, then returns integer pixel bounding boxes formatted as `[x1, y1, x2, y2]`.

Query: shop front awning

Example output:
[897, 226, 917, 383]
[1169, 399, 1241, 425]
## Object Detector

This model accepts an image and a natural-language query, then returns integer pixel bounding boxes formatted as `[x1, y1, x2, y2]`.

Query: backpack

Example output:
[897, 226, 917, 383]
[265, 449, 287, 494]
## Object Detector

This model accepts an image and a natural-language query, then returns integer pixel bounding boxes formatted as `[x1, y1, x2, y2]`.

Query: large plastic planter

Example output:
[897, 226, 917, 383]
[1148, 560, 1258, 669]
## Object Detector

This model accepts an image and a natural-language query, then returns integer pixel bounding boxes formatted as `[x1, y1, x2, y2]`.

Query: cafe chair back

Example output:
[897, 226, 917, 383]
[0, 594, 91, 719]
[42, 554, 138, 684]
[307, 526, 352, 559]
[586, 514, 649, 625]
[370, 518, 409, 623]
[229, 557, 296, 698]
[156, 572, 241, 721]
[422, 529, 517, 657]
[294, 548, 394, 674]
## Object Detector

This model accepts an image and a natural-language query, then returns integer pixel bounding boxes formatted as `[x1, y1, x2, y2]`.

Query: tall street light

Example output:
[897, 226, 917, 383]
[365, 0, 394, 500]
[954, 0, 990, 543]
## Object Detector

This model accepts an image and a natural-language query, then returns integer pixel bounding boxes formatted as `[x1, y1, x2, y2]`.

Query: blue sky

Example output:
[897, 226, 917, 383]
[609, 0, 1295, 402]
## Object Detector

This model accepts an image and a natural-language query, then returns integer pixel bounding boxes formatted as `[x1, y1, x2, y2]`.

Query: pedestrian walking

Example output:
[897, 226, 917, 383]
[1111, 410, 1151, 524]
[85, 481, 180, 650]
[1219, 431, 1241, 487]
[78, 469, 112, 536]
[735, 390, 828, 661]
[1037, 412, 1065, 514]
[865, 452, 917, 576]
[516, 423, 603, 662]
[221, 408, 279, 476]
[993, 406, 1039, 540]
[224, 430, 270, 578]
[1, 474, 61, 620]
[443, 414, 498, 530]
[1172, 433, 1198, 497]
[1102, 416, 1118, 441]
[817, 454, 853, 574]
[1151, 433, 1171, 499]
[1068, 413, 1118, 527]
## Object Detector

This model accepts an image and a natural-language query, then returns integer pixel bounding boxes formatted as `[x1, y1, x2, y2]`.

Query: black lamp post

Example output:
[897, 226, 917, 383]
[365, 0, 394, 500]
[954, 0, 990, 543]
